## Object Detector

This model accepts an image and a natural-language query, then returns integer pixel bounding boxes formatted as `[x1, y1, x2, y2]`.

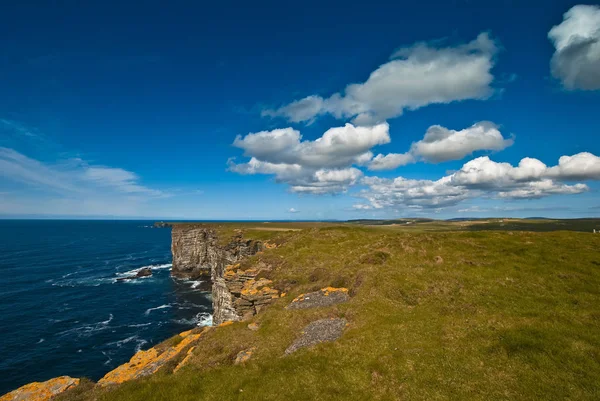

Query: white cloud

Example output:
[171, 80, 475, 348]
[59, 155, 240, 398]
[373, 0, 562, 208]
[369, 121, 513, 170]
[233, 123, 389, 168]
[263, 33, 498, 124]
[549, 5, 600, 90]
[0, 147, 166, 216]
[410, 122, 513, 163]
[546, 152, 600, 180]
[229, 123, 387, 193]
[359, 153, 599, 210]
[84, 167, 163, 196]
[451, 153, 600, 187]
[288, 207, 299, 213]
[0, 147, 80, 193]
[369, 152, 415, 170]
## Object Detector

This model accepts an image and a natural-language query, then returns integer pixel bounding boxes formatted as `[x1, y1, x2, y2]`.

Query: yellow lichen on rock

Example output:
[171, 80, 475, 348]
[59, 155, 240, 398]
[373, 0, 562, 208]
[291, 292, 309, 303]
[179, 329, 193, 337]
[263, 241, 277, 249]
[234, 347, 256, 364]
[218, 321, 234, 327]
[97, 333, 202, 386]
[240, 278, 278, 298]
[173, 346, 195, 373]
[286, 287, 350, 310]
[224, 263, 241, 279]
[0, 376, 79, 401]
[322, 287, 349, 296]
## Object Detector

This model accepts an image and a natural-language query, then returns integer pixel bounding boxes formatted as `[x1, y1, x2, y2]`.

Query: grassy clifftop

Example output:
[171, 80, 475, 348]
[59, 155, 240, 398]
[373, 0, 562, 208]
[60, 223, 600, 400]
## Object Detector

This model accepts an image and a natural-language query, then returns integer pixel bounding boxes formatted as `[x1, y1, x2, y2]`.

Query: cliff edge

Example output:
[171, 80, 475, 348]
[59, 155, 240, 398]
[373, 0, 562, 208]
[170, 225, 274, 325]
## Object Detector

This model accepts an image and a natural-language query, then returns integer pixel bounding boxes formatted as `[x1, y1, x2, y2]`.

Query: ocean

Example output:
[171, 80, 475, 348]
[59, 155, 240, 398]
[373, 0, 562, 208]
[0, 220, 212, 395]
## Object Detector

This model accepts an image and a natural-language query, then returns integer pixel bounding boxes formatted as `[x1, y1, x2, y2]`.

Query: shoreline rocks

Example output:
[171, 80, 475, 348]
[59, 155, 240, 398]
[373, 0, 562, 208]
[97, 328, 206, 386]
[0, 376, 80, 401]
[116, 267, 152, 282]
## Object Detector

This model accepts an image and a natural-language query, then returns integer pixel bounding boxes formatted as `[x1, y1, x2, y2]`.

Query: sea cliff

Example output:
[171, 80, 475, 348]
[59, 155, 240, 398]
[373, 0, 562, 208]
[170, 225, 279, 325]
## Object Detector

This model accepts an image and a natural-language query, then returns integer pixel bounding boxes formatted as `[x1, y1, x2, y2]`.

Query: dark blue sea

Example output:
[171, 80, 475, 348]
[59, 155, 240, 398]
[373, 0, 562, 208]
[0, 220, 212, 395]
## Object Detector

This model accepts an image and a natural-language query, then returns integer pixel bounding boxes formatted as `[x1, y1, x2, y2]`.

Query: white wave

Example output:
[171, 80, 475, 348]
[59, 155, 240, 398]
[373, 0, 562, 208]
[135, 339, 148, 352]
[52, 277, 116, 287]
[190, 280, 203, 289]
[128, 322, 152, 328]
[100, 314, 114, 325]
[56, 314, 113, 338]
[116, 263, 172, 278]
[197, 312, 213, 327]
[102, 351, 113, 366]
[107, 335, 137, 348]
[171, 312, 213, 327]
[144, 304, 172, 316]
[36, 338, 45, 344]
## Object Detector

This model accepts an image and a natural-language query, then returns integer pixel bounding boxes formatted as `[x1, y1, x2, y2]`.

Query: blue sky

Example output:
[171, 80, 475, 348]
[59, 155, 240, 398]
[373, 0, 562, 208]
[1, 0, 599, 220]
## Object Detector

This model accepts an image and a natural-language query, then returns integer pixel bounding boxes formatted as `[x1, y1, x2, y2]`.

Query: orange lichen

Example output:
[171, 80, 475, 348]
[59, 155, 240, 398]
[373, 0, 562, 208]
[179, 329, 193, 337]
[321, 287, 349, 296]
[291, 293, 306, 303]
[97, 333, 202, 386]
[173, 346, 195, 373]
[224, 263, 242, 279]
[263, 242, 277, 249]
[218, 321, 234, 327]
[234, 347, 256, 364]
[0, 376, 80, 401]
[280, 292, 287, 297]
[240, 278, 275, 296]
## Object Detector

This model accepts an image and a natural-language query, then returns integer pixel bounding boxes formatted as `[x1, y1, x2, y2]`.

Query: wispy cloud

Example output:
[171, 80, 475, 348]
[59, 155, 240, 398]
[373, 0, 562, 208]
[0, 147, 165, 197]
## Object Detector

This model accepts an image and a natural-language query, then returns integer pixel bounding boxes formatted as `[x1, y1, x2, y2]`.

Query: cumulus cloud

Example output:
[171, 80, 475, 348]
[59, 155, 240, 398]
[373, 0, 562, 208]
[546, 152, 600, 180]
[229, 123, 388, 194]
[233, 123, 388, 169]
[549, 5, 600, 90]
[359, 153, 599, 210]
[288, 207, 299, 213]
[369, 152, 415, 170]
[263, 33, 498, 125]
[369, 121, 513, 170]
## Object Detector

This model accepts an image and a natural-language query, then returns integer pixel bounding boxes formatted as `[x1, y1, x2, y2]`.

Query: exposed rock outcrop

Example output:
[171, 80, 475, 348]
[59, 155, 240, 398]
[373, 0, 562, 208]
[285, 318, 347, 355]
[286, 287, 349, 310]
[217, 263, 281, 323]
[97, 328, 206, 386]
[234, 347, 256, 364]
[171, 225, 279, 325]
[116, 267, 152, 282]
[171, 227, 263, 280]
[0, 376, 79, 401]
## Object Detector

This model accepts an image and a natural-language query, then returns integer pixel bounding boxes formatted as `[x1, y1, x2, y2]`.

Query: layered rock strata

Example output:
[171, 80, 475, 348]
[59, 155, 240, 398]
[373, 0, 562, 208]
[171, 226, 280, 325]
[171, 227, 263, 280]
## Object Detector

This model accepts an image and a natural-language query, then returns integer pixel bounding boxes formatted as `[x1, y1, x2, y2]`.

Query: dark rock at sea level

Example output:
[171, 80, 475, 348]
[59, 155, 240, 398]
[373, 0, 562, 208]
[117, 268, 152, 282]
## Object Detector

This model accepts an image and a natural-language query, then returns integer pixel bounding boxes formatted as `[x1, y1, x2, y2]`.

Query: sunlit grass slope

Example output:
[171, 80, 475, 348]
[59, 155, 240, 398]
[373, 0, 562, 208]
[60, 224, 600, 400]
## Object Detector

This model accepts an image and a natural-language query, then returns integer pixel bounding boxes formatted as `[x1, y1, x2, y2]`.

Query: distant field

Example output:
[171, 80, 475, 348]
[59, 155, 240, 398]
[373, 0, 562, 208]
[349, 218, 600, 233]
[60, 224, 600, 401]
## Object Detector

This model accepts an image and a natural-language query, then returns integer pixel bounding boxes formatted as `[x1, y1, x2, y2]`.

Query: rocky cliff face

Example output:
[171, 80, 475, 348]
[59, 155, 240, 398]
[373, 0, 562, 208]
[171, 226, 276, 325]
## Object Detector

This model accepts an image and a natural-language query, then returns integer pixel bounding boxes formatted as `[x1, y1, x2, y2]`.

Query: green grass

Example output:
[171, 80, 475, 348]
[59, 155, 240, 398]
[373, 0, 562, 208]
[58, 225, 600, 400]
